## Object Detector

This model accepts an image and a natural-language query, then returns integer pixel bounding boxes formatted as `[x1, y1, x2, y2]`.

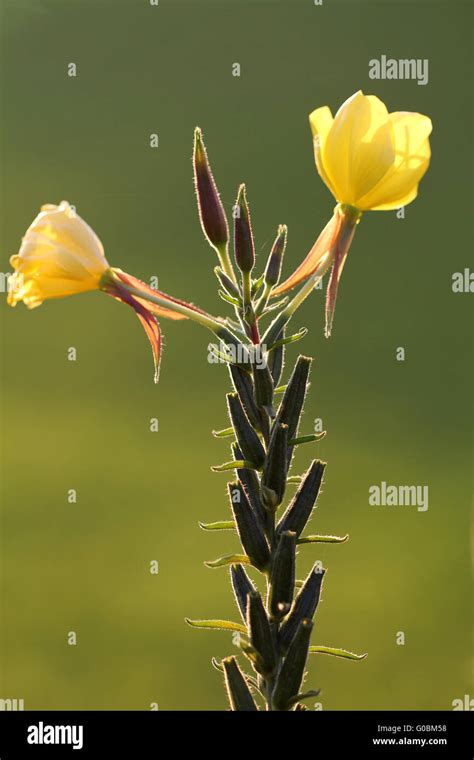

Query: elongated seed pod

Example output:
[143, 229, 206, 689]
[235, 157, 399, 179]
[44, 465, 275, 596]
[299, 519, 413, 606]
[228, 482, 270, 572]
[229, 364, 260, 430]
[277, 459, 326, 536]
[272, 619, 313, 710]
[262, 423, 288, 510]
[227, 393, 265, 468]
[269, 531, 296, 619]
[230, 564, 257, 623]
[268, 328, 285, 387]
[279, 565, 326, 652]
[246, 591, 277, 676]
[274, 355, 311, 460]
[222, 656, 258, 711]
[252, 361, 274, 413]
[233, 444, 268, 530]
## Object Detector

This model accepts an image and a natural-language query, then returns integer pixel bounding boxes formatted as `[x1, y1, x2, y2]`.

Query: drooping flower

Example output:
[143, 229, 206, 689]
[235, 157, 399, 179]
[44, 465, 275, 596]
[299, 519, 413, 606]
[274, 91, 432, 336]
[7, 201, 212, 382]
[8, 201, 109, 309]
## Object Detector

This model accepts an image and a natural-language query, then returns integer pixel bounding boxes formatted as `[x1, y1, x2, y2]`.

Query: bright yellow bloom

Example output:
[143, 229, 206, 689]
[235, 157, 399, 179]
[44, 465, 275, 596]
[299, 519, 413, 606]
[8, 200, 109, 309]
[309, 90, 432, 211]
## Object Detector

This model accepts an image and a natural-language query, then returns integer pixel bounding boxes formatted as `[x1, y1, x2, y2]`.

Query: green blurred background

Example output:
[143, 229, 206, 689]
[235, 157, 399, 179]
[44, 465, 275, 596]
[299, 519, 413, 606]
[0, 0, 472, 710]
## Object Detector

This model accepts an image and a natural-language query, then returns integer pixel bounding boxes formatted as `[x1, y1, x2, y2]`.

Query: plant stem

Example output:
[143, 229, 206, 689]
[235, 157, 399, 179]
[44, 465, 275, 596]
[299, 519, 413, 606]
[216, 243, 238, 286]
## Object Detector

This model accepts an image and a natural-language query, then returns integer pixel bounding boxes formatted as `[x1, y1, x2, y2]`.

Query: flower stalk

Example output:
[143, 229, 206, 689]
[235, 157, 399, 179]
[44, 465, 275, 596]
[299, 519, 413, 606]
[7, 92, 432, 710]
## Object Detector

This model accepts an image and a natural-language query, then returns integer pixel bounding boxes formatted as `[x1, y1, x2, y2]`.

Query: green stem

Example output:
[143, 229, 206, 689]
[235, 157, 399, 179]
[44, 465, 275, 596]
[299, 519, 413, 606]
[216, 243, 238, 286]
[121, 283, 220, 330]
[255, 282, 272, 318]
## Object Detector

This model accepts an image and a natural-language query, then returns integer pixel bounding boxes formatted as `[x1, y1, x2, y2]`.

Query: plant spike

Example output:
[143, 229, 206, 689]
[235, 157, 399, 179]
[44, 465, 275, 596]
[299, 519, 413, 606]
[187, 133, 365, 710]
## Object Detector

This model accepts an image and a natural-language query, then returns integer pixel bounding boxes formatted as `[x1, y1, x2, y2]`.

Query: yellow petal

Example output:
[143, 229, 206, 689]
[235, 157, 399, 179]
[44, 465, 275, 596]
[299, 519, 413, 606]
[308, 106, 337, 199]
[7, 201, 109, 307]
[357, 112, 432, 210]
[323, 91, 395, 206]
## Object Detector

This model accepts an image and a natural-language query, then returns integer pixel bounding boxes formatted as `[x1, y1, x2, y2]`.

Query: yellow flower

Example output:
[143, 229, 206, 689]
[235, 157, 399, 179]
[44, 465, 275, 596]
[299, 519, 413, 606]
[309, 90, 432, 210]
[8, 200, 109, 308]
[7, 200, 222, 382]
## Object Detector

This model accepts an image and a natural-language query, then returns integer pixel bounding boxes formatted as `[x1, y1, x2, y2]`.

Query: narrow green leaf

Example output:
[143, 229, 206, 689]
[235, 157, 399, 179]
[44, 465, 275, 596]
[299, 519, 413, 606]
[287, 690, 321, 708]
[211, 459, 257, 472]
[274, 385, 288, 395]
[298, 534, 349, 544]
[309, 646, 367, 661]
[287, 475, 303, 484]
[199, 520, 236, 531]
[185, 618, 247, 635]
[204, 553, 251, 569]
[262, 297, 289, 315]
[289, 433, 326, 446]
[218, 289, 241, 307]
[251, 274, 265, 297]
[212, 427, 234, 438]
[268, 328, 308, 352]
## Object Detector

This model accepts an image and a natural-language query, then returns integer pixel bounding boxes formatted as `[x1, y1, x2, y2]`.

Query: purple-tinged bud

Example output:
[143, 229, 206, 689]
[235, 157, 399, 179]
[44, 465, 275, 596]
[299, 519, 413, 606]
[193, 127, 229, 251]
[233, 184, 255, 273]
[264, 224, 287, 287]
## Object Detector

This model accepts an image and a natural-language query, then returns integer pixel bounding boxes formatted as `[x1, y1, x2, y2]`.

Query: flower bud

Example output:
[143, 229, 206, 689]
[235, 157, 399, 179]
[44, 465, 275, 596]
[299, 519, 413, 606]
[233, 184, 255, 273]
[214, 266, 240, 300]
[264, 224, 287, 287]
[193, 127, 229, 251]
